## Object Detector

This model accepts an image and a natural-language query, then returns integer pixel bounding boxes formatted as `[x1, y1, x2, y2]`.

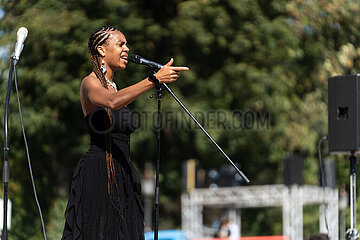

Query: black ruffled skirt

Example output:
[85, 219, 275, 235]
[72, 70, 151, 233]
[61, 144, 144, 240]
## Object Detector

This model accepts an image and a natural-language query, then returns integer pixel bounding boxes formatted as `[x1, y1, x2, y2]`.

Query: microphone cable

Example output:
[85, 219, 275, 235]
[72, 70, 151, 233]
[317, 135, 329, 236]
[13, 64, 48, 240]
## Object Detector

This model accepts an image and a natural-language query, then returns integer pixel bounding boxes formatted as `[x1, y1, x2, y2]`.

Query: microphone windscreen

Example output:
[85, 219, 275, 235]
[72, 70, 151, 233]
[17, 27, 28, 40]
[14, 27, 29, 60]
[129, 54, 140, 64]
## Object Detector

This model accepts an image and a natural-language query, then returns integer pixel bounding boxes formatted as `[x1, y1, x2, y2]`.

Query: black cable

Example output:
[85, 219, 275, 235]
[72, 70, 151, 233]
[14, 65, 48, 240]
[317, 135, 329, 235]
[317, 136, 328, 186]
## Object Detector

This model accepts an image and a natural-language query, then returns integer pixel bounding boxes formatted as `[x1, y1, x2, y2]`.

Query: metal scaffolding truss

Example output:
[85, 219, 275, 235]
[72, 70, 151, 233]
[181, 184, 338, 240]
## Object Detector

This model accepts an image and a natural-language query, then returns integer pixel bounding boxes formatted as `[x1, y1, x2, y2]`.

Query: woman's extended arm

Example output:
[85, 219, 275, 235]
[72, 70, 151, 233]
[81, 58, 189, 110]
[82, 76, 154, 109]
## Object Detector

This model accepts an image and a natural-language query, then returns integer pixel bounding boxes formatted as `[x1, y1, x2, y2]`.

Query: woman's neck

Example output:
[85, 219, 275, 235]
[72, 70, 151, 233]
[104, 69, 115, 81]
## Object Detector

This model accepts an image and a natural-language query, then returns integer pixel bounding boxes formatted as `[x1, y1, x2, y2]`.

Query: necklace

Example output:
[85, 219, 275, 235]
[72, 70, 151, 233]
[106, 78, 117, 92]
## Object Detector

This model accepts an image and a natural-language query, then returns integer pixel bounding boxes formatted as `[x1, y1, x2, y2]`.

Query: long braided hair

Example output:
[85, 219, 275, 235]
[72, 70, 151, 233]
[88, 25, 122, 214]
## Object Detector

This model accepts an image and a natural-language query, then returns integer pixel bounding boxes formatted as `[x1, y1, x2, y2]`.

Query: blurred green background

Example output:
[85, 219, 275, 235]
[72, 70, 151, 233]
[0, 0, 359, 239]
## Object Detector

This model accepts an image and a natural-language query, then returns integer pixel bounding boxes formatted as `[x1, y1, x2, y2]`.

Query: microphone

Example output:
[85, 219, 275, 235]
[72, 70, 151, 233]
[13, 27, 29, 62]
[129, 54, 163, 70]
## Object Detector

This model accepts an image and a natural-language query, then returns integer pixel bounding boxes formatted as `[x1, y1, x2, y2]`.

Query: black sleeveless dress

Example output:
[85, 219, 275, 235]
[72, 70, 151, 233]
[62, 107, 144, 240]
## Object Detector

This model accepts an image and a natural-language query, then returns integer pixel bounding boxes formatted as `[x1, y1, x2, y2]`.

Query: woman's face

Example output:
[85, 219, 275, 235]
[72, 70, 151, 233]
[99, 30, 129, 70]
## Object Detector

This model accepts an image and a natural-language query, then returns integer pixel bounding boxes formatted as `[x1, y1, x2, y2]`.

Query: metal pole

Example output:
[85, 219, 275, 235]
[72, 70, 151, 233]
[154, 80, 162, 240]
[347, 153, 359, 240]
[350, 174, 356, 230]
[2, 57, 16, 240]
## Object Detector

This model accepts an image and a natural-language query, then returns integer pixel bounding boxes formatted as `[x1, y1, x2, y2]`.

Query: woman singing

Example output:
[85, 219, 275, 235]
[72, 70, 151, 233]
[62, 25, 189, 239]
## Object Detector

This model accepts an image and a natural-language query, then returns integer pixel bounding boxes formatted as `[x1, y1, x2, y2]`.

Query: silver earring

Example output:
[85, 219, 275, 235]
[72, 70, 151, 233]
[101, 59, 107, 74]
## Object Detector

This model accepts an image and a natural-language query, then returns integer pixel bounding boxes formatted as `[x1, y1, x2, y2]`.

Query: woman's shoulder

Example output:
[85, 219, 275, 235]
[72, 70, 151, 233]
[82, 72, 98, 83]
[81, 73, 102, 89]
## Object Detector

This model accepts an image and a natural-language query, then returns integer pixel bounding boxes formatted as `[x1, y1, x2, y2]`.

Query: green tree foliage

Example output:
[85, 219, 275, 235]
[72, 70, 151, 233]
[0, 0, 359, 238]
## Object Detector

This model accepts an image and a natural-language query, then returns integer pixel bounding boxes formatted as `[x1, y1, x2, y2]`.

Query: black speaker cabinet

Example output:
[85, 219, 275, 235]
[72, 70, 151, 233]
[328, 74, 360, 153]
[283, 154, 303, 185]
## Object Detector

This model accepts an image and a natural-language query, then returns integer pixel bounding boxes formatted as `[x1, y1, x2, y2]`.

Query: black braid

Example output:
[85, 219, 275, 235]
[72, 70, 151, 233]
[88, 25, 123, 216]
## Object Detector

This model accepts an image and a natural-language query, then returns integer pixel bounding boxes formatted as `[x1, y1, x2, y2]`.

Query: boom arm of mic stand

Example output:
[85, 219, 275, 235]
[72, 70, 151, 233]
[162, 83, 250, 183]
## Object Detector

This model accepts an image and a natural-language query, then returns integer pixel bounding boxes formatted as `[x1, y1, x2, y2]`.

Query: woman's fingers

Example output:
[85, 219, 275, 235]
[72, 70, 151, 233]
[165, 58, 189, 70]
[163, 57, 189, 71]
[171, 74, 180, 79]
[165, 58, 174, 66]
[171, 66, 189, 71]
[154, 59, 188, 83]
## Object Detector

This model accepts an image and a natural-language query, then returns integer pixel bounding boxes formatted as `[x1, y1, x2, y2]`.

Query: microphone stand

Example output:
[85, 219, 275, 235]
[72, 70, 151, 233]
[148, 70, 250, 240]
[161, 83, 250, 183]
[3, 56, 17, 240]
[149, 71, 162, 240]
[346, 151, 359, 240]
